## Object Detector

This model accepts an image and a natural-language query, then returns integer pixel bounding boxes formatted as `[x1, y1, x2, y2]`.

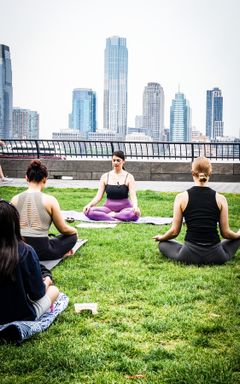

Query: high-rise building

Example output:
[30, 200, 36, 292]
[12, 108, 39, 139]
[0, 44, 13, 139]
[103, 36, 128, 138]
[170, 91, 191, 142]
[135, 115, 143, 130]
[70, 88, 96, 138]
[142, 82, 164, 141]
[206, 87, 224, 140]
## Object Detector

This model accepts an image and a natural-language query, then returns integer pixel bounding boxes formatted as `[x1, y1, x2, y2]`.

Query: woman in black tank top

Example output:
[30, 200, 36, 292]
[83, 151, 141, 221]
[153, 157, 240, 265]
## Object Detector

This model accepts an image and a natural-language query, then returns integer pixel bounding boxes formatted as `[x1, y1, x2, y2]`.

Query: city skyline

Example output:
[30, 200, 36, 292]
[0, 0, 239, 139]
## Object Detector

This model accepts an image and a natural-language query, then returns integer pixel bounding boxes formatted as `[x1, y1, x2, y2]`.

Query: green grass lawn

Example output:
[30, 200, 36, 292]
[0, 187, 240, 384]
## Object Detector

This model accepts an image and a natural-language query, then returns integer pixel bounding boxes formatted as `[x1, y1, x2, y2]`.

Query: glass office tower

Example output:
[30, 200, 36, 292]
[70, 88, 96, 138]
[170, 91, 191, 142]
[206, 87, 223, 140]
[142, 82, 164, 141]
[103, 36, 128, 138]
[0, 44, 13, 139]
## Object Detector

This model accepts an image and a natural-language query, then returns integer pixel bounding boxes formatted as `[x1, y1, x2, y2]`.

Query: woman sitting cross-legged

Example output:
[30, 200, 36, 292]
[153, 156, 240, 265]
[83, 150, 141, 222]
[0, 200, 59, 324]
[11, 160, 77, 261]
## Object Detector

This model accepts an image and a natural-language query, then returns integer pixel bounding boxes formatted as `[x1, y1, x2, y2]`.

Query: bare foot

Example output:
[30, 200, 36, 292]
[63, 249, 74, 258]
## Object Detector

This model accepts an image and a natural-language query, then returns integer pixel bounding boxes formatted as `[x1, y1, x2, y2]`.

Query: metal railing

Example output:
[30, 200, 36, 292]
[0, 139, 239, 161]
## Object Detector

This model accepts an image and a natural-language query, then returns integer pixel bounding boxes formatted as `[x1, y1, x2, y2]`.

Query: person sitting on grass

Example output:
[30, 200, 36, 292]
[83, 150, 141, 222]
[0, 140, 13, 183]
[0, 200, 59, 324]
[153, 156, 240, 265]
[11, 159, 77, 261]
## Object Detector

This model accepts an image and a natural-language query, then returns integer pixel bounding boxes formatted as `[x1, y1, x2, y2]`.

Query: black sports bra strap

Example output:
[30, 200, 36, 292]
[124, 173, 129, 184]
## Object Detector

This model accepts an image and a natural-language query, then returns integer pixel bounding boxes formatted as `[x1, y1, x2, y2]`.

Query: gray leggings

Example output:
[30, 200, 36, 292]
[159, 238, 240, 265]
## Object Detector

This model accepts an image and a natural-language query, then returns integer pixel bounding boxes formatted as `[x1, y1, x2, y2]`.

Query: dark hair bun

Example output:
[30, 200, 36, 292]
[31, 159, 42, 168]
[26, 159, 48, 182]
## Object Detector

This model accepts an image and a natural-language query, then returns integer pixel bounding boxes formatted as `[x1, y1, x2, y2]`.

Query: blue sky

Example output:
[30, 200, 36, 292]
[1, 0, 239, 138]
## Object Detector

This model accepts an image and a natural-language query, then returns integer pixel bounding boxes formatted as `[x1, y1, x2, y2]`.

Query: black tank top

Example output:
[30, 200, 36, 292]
[184, 186, 220, 245]
[105, 173, 129, 200]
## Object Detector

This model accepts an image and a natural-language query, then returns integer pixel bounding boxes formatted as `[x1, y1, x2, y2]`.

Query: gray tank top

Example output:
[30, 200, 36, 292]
[16, 191, 52, 237]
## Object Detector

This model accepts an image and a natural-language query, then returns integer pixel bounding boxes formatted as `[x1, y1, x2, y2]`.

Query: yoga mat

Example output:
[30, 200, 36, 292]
[40, 239, 88, 270]
[76, 223, 117, 229]
[0, 293, 68, 344]
[62, 211, 173, 225]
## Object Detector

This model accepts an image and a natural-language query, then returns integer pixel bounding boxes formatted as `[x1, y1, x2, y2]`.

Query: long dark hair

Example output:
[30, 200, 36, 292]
[26, 159, 48, 182]
[0, 200, 22, 278]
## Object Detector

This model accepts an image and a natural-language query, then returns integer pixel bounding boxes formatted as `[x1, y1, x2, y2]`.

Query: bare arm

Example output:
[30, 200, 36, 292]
[0, 140, 5, 146]
[128, 174, 141, 216]
[153, 192, 185, 242]
[47, 196, 77, 235]
[10, 195, 19, 206]
[83, 174, 106, 213]
[217, 193, 240, 240]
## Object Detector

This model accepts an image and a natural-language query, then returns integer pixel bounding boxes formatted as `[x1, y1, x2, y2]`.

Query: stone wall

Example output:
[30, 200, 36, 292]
[1, 158, 240, 182]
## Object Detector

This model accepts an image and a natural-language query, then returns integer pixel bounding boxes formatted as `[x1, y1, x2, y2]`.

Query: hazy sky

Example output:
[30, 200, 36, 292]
[1, 0, 240, 138]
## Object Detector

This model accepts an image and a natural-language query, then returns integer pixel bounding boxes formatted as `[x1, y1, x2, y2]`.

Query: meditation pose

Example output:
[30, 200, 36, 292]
[83, 151, 141, 221]
[0, 200, 59, 324]
[11, 160, 77, 261]
[153, 157, 240, 265]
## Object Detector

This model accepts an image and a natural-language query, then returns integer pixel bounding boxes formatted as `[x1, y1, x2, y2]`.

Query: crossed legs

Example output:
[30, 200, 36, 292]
[86, 206, 138, 222]
[159, 238, 240, 265]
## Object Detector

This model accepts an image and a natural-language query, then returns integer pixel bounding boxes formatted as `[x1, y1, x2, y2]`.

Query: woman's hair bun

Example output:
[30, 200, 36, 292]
[26, 159, 48, 182]
[31, 159, 41, 168]
[198, 172, 207, 182]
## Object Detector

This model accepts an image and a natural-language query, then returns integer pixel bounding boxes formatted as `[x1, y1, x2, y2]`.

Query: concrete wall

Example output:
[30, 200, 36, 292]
[1, 158, 240, 182]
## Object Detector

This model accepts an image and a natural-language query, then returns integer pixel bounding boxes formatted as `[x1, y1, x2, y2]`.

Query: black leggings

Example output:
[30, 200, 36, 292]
[24, 234, 77, 261]
[159, 239, 240, 265]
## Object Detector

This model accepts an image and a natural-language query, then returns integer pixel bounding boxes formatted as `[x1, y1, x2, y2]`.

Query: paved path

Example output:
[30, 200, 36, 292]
[1, 178, 240, 193]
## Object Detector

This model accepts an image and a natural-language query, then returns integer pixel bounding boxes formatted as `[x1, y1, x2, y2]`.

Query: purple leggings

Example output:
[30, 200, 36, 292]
[86, 198, 139, 222]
